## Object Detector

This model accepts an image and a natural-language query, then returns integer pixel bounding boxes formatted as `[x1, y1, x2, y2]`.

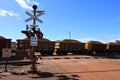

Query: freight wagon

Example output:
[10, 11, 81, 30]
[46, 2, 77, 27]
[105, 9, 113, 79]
[55, 39, 85, 55]
[106, 42, 120, 56]
[16, 38, 55, 57]
[36, 38, 55, 55]
[85, 41, 106, 56]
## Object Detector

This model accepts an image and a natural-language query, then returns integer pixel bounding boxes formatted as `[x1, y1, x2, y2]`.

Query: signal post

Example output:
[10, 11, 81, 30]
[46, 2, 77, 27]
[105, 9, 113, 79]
[22, 5, 45, 73]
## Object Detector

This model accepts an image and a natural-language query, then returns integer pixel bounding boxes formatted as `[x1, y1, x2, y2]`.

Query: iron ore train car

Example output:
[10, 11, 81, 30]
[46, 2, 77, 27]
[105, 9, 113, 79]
[85, 41, 106, 56]
[106, 42, 120, 56]
[55, 39, 85, 55]
[16, 38, 55, 57]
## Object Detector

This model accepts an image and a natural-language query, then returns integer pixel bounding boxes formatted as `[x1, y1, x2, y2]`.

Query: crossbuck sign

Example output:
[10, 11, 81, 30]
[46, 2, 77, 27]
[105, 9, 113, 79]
[25, 11, 45, 23]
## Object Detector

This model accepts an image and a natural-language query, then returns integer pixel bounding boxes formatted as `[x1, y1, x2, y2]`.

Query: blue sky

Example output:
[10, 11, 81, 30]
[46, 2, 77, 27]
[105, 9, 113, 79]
[0, 0, 120, 43]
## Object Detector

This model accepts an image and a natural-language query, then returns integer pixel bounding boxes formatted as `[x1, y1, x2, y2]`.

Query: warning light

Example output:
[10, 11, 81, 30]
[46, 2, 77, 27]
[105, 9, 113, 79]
[21, 31, 34, 38]
[35, 30, 43, 38]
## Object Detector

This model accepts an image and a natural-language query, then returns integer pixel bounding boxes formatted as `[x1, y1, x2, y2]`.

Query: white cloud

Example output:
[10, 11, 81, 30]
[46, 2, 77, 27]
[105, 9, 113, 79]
[0, 9, 20, 18]
[15, 0, 32, 10]
[32, 1, 40, 5]
[15, 0, 39, 10]
[26, 0, 31, 4]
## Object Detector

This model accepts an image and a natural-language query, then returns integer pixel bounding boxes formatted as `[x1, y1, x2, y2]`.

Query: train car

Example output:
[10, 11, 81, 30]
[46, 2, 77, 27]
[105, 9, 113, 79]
[0, 36, 11, 58]
[106, 42, 120, 55]
[36, 38, 55, 56]
[55, 39, 85, 55]
[16, 38, 55, 57]
[85, 41, 106, 56]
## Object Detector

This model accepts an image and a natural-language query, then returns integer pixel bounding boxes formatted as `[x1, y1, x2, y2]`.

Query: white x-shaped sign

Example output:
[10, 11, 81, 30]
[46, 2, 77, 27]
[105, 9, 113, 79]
[25, 11, 45, 23]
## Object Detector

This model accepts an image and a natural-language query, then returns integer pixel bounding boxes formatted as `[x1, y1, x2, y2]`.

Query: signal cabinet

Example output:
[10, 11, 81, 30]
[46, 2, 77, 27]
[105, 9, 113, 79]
[0, 37, 11, 57]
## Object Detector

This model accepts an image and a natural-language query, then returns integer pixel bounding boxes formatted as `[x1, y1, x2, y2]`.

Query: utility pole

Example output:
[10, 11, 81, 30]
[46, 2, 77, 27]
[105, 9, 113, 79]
[69, 31, 71, 40]
[66, 31, 71, 39]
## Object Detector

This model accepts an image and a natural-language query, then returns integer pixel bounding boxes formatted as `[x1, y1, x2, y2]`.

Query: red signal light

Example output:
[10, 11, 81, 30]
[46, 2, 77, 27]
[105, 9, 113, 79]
[36, 30, 43, 38]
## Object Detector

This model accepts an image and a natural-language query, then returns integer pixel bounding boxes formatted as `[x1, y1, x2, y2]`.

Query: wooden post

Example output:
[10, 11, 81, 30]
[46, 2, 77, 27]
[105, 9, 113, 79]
[4, 58, 8, 72]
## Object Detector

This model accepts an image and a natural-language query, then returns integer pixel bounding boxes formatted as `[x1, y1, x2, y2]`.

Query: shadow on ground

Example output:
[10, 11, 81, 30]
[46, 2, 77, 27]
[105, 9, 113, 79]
[28, 71, 80, 80]
[56, 74, 80, 80]
[9, 69, 120, 80]
[31, 72, 54, 78]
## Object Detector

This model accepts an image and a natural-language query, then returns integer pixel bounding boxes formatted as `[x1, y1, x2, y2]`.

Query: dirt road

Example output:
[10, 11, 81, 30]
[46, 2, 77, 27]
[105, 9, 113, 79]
[0, 56, 120, 80]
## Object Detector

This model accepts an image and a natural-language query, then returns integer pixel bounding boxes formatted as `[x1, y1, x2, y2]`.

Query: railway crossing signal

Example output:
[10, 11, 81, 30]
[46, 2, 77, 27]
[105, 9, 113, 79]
[23, 5, 45, 39]
[22, 5, 45, 73]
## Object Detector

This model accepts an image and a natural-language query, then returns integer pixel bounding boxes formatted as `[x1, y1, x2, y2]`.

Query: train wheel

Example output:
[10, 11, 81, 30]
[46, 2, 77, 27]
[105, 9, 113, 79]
[40, 52, 46, 56]
[47, 52, 53, 56]
[56, 52, 61, 55]
[73, 53, 76, 55]
[62, 52, 67, 55]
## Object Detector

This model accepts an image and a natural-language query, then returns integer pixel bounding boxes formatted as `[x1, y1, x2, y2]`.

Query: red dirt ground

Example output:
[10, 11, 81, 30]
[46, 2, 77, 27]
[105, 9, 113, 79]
[0, 57, 120, 80]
